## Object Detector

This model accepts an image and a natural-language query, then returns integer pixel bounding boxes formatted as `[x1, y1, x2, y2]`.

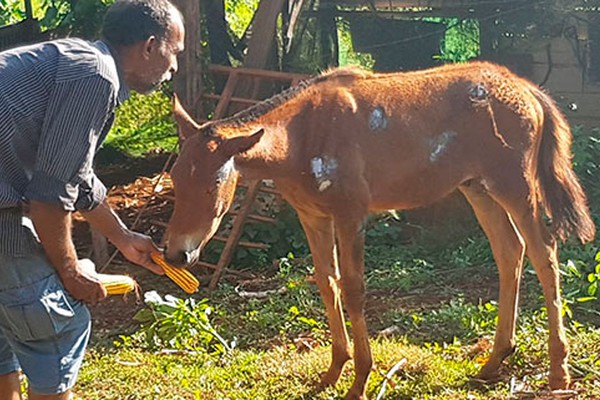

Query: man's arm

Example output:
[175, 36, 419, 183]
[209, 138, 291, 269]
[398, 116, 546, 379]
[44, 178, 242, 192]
[28, 200, 107, 303]
[81, 200, 163, 275]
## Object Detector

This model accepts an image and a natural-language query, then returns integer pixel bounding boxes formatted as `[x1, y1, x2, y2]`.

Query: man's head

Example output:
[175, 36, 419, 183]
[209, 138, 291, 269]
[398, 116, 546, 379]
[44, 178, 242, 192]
[102, 0, 185, 94]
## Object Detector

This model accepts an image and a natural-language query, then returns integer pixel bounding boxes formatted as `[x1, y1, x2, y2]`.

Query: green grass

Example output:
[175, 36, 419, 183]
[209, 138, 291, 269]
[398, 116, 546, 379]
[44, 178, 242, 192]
[76, 331, 600, 399]
[69, 232, 600, 399]
[69, 199, 600, 399]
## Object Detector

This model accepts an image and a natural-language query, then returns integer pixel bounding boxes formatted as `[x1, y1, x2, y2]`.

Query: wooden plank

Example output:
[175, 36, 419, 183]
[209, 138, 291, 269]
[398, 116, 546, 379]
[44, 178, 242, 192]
[238, 181, 281, 195]
[241, 0, 287, 70]
[533, 65, 584, 92]
[568, 116, 600, 127]
[227, 210, 277, 224]
[209, 180, 263, 290]
[150, 219, 168, 228]
[213, 235, 271, 247]
[247, 214, 277, 224]
[213, 71, 239, 118]
[206, 1, 287, 289]
[203, 93, 259, 105]
[238, 241, 269, 250]
[195, 261, 253, 278]
[284, 0, 307, 53]
[529, 37, 587, 91]
[172, 0, 204, 119]
[209, 64, 309, 82]
[551, 91, 600, 127]
[229, 0, 288, 112]
[337, 0, 528, 7]
[91, 228, 109, 266]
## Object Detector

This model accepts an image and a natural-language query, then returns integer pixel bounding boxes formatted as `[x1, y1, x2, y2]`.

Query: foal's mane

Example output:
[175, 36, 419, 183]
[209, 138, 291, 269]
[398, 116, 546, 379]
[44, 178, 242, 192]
[215, 66, 371, 128]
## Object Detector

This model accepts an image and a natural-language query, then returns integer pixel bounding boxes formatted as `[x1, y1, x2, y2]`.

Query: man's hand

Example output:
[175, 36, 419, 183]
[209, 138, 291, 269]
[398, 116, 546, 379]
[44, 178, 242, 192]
[115, 230, 164, 275]
[81, 200, 164, 275]
[59, 260, 108, 304]
[28, 200, 108, 303]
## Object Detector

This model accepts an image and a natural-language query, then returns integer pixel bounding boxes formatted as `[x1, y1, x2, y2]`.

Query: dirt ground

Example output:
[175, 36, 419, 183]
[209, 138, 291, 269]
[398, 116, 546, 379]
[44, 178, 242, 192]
[81, 153, 290, 336]
[81, 152, 497, 339]
[75, 153, 181, 336]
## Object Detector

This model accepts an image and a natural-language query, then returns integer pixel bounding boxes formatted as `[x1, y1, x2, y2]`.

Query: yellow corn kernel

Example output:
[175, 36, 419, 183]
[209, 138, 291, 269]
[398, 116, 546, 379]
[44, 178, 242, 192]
[97, 273, 137, 295]
[151, 253, 199, 294]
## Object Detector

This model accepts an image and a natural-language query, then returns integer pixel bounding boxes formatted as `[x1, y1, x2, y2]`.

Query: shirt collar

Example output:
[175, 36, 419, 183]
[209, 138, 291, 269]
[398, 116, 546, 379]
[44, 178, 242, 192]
[93, 40, 130, 105]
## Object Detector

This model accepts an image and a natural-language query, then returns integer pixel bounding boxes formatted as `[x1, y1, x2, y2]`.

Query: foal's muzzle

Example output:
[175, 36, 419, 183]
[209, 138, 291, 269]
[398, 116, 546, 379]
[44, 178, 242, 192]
[165, 248, 198, 267]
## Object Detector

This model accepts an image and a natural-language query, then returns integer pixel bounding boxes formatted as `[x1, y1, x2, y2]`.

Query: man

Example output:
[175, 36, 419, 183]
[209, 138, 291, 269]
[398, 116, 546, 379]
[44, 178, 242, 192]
[0, 1, 185, 398]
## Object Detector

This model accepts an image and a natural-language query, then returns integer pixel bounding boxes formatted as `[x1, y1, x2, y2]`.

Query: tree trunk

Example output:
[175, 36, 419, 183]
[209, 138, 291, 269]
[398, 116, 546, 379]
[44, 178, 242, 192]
[205, 0, 242, 66]
[242, 0, 286, 69]
[228, 0, 287, 113]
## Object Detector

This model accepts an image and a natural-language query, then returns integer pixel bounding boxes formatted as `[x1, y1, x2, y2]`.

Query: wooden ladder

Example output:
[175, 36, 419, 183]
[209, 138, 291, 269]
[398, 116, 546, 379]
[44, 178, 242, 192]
[155, 65, 308, 290]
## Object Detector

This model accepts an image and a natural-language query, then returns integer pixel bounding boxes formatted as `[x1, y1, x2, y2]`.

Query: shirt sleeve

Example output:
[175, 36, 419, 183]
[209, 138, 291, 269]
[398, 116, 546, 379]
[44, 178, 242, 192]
[24, 76, 114, 212]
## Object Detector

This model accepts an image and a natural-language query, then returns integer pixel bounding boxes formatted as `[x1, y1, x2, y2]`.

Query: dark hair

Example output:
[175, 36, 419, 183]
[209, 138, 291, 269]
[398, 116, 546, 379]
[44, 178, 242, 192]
[101, 0, 181, 47]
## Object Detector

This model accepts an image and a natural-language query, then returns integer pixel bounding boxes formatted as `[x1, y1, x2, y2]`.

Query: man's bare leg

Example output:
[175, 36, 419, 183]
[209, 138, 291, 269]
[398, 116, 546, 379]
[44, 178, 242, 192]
[0, 371, 21, 400]
[28, 389, 72, 400]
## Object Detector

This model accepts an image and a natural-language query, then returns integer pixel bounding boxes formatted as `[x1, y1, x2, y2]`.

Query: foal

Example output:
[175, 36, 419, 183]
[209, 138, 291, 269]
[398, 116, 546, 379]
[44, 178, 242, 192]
[163, 62, 594, 399]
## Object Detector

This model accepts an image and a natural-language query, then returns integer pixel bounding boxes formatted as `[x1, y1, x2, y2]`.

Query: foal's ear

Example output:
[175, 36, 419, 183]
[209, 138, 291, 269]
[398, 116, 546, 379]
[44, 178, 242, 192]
[172, 94, 199, 143]
[223, 128, 265, 157]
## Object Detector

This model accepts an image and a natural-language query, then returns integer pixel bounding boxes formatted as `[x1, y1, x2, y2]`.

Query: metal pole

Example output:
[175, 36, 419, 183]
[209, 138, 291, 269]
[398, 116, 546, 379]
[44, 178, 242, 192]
[24, 0, 33, 20]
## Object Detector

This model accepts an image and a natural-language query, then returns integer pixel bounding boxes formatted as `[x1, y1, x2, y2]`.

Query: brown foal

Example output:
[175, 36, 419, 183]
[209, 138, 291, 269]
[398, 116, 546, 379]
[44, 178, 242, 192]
[162, 62, 595, 399]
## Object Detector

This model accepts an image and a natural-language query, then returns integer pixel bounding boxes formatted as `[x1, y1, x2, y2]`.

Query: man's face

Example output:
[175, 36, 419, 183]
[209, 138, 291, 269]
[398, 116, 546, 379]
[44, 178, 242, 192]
[131, 14, 185, 94]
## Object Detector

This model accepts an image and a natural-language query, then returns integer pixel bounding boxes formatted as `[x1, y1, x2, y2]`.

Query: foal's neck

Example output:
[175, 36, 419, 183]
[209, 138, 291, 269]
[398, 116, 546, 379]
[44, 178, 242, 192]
[235, 124, 290, 180]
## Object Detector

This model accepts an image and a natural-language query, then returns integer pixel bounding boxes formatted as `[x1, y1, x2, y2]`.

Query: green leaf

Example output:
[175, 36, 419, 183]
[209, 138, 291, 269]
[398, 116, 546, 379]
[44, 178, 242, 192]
[576, 296, 597, 303]
[288, 305, 300, 316]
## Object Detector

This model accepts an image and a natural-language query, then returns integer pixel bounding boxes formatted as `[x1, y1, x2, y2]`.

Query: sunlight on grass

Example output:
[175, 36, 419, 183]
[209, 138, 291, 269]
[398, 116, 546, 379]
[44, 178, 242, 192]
[75, 331, 600, 400]
[74, 232, 600, 399]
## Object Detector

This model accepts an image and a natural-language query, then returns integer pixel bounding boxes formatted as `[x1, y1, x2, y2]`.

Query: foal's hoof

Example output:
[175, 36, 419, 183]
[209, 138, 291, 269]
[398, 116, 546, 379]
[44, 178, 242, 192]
[549, 374, 570, 391]
[343, 389, 367, 400]
[318, 369, 342, 389]
[469, 372, 503, 387]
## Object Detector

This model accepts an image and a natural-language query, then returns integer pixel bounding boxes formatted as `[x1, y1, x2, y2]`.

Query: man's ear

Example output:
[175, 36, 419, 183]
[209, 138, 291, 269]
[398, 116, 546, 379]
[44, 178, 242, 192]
[143, 35, 158, 59]
[173, 94, 200, 143]
[222, 129, 265, 157]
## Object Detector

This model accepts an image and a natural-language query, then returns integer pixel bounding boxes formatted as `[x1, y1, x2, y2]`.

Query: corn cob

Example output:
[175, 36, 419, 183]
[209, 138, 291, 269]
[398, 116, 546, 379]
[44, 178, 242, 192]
[97, 273, 137, 295]
[78, 258, 137, 295]
[151, 252, 199, 294]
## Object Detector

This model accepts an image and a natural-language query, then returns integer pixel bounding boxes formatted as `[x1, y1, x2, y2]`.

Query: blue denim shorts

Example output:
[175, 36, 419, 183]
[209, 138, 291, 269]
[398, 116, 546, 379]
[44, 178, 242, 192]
[0, 252, 91, 395]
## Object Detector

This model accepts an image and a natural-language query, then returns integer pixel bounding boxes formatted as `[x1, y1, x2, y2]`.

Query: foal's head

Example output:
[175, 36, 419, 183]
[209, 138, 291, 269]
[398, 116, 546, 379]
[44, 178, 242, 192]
[164, 97, 263, 266]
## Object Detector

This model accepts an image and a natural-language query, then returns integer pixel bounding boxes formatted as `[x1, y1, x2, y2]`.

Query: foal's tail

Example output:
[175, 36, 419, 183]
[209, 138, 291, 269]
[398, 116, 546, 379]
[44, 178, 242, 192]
[530, 86, 595, 243]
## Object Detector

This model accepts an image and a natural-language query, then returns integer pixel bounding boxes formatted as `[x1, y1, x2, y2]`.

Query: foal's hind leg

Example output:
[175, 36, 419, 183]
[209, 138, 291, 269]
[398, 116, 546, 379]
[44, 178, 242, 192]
[488, 185, 570, 390]
[460, 182, 526, 381]
[296, 211, 352, 388]
[334, 216, 372, 400]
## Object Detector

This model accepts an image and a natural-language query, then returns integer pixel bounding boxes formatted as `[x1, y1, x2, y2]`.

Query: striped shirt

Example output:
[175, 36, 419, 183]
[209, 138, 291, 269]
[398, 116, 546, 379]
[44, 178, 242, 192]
[0, 38, 129, 255]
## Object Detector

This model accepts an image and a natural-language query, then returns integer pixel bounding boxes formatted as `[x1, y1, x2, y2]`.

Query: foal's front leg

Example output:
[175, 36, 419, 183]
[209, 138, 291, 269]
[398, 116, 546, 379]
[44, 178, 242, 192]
[335, 216, 372, 400]
[297, 212, 352, 387]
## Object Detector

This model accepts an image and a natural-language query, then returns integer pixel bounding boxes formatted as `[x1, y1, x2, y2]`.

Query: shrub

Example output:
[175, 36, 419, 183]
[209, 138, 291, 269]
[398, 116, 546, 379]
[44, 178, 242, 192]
[119, 291, 233, 356]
